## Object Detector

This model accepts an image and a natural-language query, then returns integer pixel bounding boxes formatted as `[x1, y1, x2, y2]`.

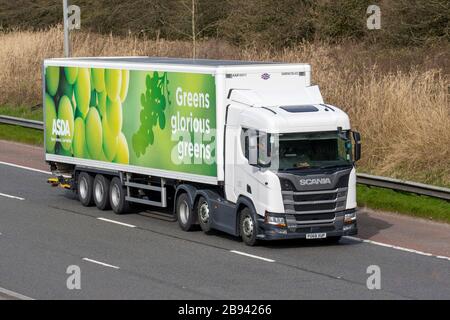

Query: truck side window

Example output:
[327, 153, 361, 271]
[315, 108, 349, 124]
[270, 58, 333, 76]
[241, 128, 249, 160]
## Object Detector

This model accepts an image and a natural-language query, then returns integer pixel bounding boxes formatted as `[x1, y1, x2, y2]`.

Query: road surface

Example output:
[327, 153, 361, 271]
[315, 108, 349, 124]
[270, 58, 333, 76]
[0, 141, 449, 299]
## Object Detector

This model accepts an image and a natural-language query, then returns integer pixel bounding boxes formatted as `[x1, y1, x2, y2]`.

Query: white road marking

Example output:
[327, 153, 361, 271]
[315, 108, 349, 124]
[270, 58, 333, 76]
[82, 258, 120, 269]
[0, 161, 51, 175]
[0, 192, 25, 201]
[436, 256, 450, 262]
[97, 217, 136, 228]
[0, 286, 34, 300]
[230, 250, 275, 263]
[345, 236, 449, 261]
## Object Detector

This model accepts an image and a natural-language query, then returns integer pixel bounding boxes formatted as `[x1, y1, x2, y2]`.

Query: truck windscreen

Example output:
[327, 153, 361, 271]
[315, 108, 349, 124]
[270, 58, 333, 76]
[272, 131, 352, 171]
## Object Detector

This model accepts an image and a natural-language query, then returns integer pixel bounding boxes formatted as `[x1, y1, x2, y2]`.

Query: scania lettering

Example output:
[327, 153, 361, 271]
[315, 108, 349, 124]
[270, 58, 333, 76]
[43, 57, 361, 246]
[299, 178, 332, 186]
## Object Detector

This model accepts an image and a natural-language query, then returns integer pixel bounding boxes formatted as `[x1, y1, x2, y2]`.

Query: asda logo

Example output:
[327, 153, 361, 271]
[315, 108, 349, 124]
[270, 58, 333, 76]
[52, 118, 71, 136]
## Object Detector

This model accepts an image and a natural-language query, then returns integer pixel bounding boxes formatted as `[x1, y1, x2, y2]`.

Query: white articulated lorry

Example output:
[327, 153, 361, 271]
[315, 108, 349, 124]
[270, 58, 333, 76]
[43, 57, 361, 245]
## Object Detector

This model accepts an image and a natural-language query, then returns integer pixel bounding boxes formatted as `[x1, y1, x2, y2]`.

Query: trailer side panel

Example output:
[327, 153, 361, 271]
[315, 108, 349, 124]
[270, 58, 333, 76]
[44, 65, 217, 184]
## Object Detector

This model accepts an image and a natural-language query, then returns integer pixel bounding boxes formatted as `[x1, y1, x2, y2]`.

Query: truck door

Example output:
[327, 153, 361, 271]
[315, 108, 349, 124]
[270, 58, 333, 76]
[224, 106, 240, 203]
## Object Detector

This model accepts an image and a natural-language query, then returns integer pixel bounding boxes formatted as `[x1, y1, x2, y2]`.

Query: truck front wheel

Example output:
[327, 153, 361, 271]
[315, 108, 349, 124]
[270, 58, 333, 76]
[93, 174, 111, 210]
[78, 172, 94, 207]
[109, 177, 129, 214]
[176, 193, 196, 231]
[240, 208, 258, 246]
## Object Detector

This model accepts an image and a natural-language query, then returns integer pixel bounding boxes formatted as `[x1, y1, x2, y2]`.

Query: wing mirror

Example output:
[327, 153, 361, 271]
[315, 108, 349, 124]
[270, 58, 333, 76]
[352, 131, 361, 162]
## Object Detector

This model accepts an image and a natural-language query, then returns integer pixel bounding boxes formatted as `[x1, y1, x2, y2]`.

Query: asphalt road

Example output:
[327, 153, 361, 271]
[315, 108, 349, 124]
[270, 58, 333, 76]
[0, 163, 449, 300]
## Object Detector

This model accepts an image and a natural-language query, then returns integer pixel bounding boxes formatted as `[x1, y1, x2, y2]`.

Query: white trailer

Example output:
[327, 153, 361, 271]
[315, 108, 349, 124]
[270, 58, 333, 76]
[43, 57, 361, 245]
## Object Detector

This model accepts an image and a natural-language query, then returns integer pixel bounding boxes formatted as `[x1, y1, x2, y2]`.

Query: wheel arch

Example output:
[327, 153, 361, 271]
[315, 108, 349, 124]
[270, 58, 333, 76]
[235, 195, 258, 236]
[174, 184, 198, 215]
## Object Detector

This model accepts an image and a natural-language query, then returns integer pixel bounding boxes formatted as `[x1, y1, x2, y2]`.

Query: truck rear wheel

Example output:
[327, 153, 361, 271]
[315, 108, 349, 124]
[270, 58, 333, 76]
[93, 174, 111, 210]
[77, 172, 94, 207]
[109, 177, 129, 214]
[176, 193, 195, 231]
[240, 208, 258, 246]
[197, 196, 212, 233]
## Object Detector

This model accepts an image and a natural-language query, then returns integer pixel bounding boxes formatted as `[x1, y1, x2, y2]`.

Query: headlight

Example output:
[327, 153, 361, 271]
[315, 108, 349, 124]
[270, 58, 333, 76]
[344, 211, 357, 224]
[265, 212, 287, 227]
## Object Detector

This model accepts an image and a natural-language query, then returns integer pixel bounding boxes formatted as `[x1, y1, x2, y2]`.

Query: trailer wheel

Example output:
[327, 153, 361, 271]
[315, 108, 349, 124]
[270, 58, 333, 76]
[93, 174, 111, 210]
[109, 177, 129, 214]
[240, 208, 258, 246]
[176, 193, 195, 231]
[77, 172, 94, 206]
[196, 196, 212, 233]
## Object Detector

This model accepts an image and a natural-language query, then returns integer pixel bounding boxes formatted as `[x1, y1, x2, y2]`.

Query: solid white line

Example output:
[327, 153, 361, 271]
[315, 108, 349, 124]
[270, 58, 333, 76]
[230, 250, 275, 263]
[0, 192, 25, 201]
[97, 217, 136, 228]
[0, 287, 34, 300]
[344, 236, 449, 261]
[82, 258, 120, 269]
[0, 161, 51, 175]
[436, 255, 450, 261]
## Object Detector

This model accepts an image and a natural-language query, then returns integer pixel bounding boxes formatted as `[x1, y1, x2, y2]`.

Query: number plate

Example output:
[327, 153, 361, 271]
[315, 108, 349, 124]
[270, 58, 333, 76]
[306, 232, 327, 239]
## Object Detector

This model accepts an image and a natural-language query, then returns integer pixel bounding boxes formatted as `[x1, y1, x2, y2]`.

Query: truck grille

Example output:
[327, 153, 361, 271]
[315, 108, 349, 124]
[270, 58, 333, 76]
[293, 193, 336, 202]
[295, 213, 335, 222]
[294, 202, 339, 212]
[278, 170, 351, 220]
[282, 188, 348, 215]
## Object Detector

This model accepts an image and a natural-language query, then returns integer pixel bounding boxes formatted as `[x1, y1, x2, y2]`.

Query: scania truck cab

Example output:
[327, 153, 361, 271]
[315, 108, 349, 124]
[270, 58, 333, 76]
[223, 86, 360, 245]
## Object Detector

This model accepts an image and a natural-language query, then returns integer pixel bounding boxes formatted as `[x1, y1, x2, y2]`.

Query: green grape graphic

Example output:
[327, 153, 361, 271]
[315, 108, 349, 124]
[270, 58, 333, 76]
[132, 71, 170, 157]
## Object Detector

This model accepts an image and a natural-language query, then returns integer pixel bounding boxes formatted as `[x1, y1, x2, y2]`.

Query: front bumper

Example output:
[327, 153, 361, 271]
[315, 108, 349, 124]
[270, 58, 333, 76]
[256, 209, 358, 241]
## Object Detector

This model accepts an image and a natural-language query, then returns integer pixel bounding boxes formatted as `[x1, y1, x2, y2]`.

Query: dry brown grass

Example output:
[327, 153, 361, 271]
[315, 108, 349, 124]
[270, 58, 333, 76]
[0, 26, 449, 186]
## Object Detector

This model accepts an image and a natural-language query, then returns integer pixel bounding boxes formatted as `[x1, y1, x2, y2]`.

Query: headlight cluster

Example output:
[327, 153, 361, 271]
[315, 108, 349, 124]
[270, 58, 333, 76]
[264, 212, 287, 227]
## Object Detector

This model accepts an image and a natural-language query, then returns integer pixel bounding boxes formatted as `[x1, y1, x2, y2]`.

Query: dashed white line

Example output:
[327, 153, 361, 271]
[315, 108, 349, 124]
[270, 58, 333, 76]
[82, 258, 120, 269]
[0, 286, 34, 300]
[0, 161, 51, 175]
[0, 192, 25, 201]
[230, 250, 275, 263]
[345, 236, 449, 261]
[97, 217, 136, 228]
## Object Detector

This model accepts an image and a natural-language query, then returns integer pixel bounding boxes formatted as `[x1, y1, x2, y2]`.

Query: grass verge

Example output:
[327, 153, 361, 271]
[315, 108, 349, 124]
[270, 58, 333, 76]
[0, 105, 42, 120]
[0, 105, 43, 145]
[0, 124, 43, 145]
[357, 185, 450, 224]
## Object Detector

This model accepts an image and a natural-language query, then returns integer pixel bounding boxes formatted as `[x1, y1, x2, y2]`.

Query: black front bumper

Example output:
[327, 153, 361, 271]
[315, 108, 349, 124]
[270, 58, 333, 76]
[256, 209, 358, 241]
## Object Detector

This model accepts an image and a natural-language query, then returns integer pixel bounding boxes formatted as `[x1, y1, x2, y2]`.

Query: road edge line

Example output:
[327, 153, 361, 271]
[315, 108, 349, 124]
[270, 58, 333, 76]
[0, 286, 34, 300]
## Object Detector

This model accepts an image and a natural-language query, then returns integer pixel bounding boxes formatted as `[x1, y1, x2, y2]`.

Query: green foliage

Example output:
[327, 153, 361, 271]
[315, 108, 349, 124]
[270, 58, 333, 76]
[357, 185, 450, 223]
[381, 0, 450, 46]
[132, 72, 170, 157]
[0, 0, 448, 47]
[314, 0, 372, 41]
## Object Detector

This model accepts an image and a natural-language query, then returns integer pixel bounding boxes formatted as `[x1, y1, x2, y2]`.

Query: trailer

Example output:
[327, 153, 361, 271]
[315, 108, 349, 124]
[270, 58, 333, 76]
[43, 57, 361, 245]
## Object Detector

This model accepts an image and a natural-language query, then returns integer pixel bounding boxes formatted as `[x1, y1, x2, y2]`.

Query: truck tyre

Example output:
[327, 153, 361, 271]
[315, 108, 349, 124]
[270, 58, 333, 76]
[196, 196, 212, 233]
[176, 193, 195, 231]
[240, 208, 258, 246]
[77, 172, 94, 206]
[109, 177, 129, 214]
[93, 174, 111, 210]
